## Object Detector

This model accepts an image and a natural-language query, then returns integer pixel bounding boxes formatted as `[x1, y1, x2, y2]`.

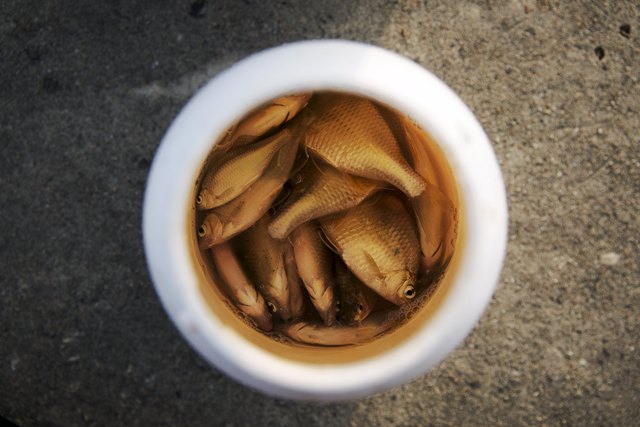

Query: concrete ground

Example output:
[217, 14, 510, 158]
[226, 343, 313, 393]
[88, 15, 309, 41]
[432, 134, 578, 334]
[1, 1, 638, 426]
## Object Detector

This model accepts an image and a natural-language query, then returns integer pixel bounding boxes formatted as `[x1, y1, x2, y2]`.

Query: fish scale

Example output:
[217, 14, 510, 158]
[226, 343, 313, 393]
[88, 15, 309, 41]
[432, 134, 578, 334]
[290, 223, 338, 326]
[335, 259, 377, 324]
[232, 215, 292, 321]
[268, 159, 380, 239]
[197, 135, 300, 248]
[303, 95, 426, 197]
[320, 192, 420, 306]
[197, 128, 292, 209]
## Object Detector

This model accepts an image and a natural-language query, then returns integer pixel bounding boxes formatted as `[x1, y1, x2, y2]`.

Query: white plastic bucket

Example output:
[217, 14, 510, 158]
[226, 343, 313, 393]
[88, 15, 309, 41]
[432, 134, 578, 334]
[143, 40, 508, 401]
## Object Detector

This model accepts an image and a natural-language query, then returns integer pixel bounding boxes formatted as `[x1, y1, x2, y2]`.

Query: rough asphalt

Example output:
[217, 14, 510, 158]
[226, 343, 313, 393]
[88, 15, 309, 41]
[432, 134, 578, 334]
[1, 1, 638, 426]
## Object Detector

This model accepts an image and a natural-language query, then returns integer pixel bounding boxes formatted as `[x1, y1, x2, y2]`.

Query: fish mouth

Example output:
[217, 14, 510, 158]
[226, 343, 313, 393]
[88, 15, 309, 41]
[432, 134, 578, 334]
[197, 215, 224, 249]
[306, 280, 337, 326]
[198, 236, 215, 250]
[196, 191, 215, 209]
[274, 303, 292, 322]
[380, 270, 416, 305]
[246, 308, 273, 331]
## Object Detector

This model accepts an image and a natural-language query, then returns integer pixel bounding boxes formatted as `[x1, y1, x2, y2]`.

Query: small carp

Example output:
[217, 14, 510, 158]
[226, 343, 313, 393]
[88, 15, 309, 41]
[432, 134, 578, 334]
[290, 223, 338, 326]
[320, 192, 420, 306]
[276, 309, 395, 346]
[197, 128, 292, 209]
[303, 94, 426, 197]
[335, 259, 377, 324]
[210, 243, 273, 331]
[283, 241, 306, 319]
[268, 159, 380, 239]
[232, 215, 292, 321]
[412, 183, 456, 279]
[396, 117, 457, 278]
[197, 135, 299, 249]
[226, 93, 312, 146]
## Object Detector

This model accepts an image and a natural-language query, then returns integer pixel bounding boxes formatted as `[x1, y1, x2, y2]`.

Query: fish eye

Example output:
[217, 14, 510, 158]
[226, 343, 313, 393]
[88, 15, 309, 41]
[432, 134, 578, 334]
[196, 195, 203, 204]
[403, 286, 416, 299]
[267, 302, 277, 313]
[357, 304, 364, 312]
[197, 225, 207, 237]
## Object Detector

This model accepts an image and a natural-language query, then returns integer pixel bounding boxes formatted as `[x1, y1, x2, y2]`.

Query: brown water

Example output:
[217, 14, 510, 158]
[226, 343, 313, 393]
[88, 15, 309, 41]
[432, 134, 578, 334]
[189, 92, 463, 363]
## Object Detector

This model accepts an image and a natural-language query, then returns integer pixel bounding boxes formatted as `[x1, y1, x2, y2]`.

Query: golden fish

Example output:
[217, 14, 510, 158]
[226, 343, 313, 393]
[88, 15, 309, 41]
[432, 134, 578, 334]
[196, 128, 292, 209]
[232, 215, 292, 320]
[412, 183, 456, 279]
[226, 93, 312, 146]
[290, 223, 337, 326]
[197, 135, 299, 249]
[276, 309, 395, 346]
[268, 159, 380, 239]
[396, 117, 457, 279]
[210, 243, 273, 331]
[283, 241, 306, 319]
[303, 94, 426, 197]
[335, 259, 377, 324]
[320, 192, 420, 306]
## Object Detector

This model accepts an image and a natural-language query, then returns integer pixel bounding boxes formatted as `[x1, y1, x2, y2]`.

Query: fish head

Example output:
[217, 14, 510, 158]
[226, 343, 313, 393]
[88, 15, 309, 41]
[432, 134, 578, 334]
[245, 307, 273, 332]
[352, 302, 367, 322]
[306, 279, 337, 326]
[384, 270, 417, 305]
[197, 214, 224, 249]
[196, 189, 219, 210]
[269, 267, 293, 321]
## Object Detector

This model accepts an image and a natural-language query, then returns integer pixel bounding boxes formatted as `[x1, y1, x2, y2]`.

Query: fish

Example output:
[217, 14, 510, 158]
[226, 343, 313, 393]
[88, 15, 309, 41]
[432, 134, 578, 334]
[302, 94, 426, 197]
[276, 309, 396, 346]
[320, 191, 420, 306]
[412, 183, 457, 280]
[197, 134, 300, 249]
[196, 128, 292, 209]
[268, 159, 381, 239]
[227, 93, 313, 146]
[290, 223, 338, 326]
[335, 259, 377, 324]
[396, 117, 457, 279]
[210, 243, 273, 331]
[232, 215, 292, 321]
[283, 241, 306, 319]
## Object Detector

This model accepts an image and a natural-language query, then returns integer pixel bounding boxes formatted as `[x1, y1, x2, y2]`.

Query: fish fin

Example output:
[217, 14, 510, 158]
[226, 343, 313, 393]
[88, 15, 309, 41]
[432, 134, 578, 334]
[307, 152, 327, 176]
[318, 227, 341, 256]
[294, 146, 310, 174]
[305, 145, 341, 170]
[213, 185, 236, 201]
[362, 250, 384, 280]
[347, 174, 380, 196]
[431, 239, 443, 258]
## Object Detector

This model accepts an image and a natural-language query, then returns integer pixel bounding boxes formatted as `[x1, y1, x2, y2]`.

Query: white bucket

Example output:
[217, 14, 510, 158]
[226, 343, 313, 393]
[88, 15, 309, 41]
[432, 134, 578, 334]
[143, 40, 508, 401]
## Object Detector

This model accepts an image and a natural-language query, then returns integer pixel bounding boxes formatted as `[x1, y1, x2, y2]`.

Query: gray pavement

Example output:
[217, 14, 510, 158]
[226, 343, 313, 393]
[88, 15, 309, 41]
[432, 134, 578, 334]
[1, 1, 638, 426]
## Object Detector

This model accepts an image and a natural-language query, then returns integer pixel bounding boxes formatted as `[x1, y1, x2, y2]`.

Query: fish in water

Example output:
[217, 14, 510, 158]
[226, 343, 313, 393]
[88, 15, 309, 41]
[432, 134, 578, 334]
[268, 159, 381, 239]
[290, 223, 338, 326]
[232, 215, 292, 321]
[302, 94, 426, 197]
[320, 191, 420, 306]
[196, 128, 292, 209]
[335, 259, 377, 324]
[224, 93, 312, 146]
[394, 116, 457, 279]
[283, 241, 306, 319]
[197, 134, 300, 249]
[210, 243, 273, 331]
[412, 183, 456, 280]
[276, 308, 395, 346]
